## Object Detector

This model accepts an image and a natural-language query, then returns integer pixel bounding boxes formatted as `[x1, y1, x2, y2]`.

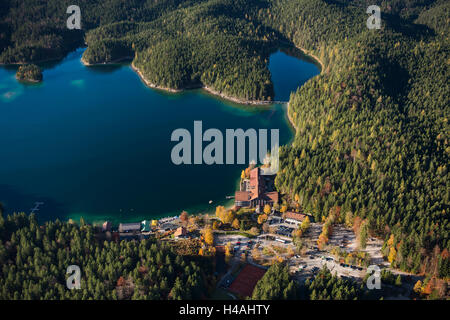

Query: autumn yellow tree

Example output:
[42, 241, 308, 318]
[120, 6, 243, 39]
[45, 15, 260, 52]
[223, 210, 235, 224]
[280, 205, 287, 213]
[232, 218, 240, 229]
[388, 246, 397, 264]
[344, 211, 353, 228]
[257, 214, 268, 224]
[387, 234, 395, 246]
[413, 280, 423, 294]
[301, 216, 310, 232]
[202, 227, 214, 246]
[292, 227, 302, 238]
[215, 206, 226, 222]
[225, 242, 233, 263]
[317, 233, 328, 250]
[263, 204, 271, 214]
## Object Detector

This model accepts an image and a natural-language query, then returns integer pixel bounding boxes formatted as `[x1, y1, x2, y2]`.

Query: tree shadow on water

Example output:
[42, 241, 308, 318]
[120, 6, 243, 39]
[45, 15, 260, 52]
[0, 184, 69, 224]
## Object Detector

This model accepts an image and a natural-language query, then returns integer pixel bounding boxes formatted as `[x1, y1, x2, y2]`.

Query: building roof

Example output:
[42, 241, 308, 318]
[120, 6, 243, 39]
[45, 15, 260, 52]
[235, 191, 251, 202]
[174, 226, 187, 237]
[249, 167, 264, 199]
[263, 191, 279, 203]
[284, 212, 306, 222]
[160, 222, 178, 231]
[228, 264, 267, 297]
[236, 167, 278, 205]
[118, 222, 141, 232]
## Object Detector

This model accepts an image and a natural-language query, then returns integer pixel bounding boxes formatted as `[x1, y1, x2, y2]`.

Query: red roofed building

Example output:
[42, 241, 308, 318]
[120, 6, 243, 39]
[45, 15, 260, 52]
[235, 191, 252, 207]
[228, 264, 267, 298]
[174, 226, 187, 238]
[283, 212, 307, 225]
[235, 167, 278, 209]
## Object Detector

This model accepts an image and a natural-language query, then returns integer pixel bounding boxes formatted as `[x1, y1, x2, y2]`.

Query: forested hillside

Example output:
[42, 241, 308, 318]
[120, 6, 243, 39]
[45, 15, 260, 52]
[0, 212, 213, 299]
[0, 0, 279, 101]
[0, 0, 201, 63]
[265, 0, 449, 282]
[83, 0, 280, 100]
[0, 0, 448, 285]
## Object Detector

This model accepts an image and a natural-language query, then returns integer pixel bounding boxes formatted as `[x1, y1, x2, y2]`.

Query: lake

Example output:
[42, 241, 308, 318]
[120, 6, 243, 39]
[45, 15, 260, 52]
[0, 48, 319, 224]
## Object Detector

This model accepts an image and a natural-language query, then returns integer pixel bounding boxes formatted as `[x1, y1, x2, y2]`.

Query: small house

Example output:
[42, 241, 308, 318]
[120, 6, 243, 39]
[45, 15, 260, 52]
[174, 226, 188, 238]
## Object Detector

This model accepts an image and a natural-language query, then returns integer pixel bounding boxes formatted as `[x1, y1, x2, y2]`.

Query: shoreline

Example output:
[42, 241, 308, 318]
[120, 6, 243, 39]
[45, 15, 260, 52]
[129, 44, 325, 109]
[130, 62, 185, 93]
[130, 62, 276, 105]
[298, 47, 324, 73]
[81, 55, 277, 105]
[15, 77, 42, 84]
[81, 55, 134, 67]
[285, 45, 324, 133]
[286, 101, 298, 133]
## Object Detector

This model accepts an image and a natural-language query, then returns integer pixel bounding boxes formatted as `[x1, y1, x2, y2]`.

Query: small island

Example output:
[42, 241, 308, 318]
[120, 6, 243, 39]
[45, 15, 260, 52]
[16, 64, 43, 83]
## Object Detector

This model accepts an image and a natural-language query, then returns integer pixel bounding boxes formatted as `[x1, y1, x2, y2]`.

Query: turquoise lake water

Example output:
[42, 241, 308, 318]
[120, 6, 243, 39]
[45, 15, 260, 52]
[0, 48, 319, 224]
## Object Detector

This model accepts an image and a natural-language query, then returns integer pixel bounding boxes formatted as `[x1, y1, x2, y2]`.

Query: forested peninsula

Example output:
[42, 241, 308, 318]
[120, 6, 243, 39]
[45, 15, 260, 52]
[0, 0, 448, 284]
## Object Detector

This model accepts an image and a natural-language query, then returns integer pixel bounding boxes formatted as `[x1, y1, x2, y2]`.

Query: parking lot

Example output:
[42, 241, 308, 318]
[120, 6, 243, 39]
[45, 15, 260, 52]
[288, 250, 366, 282]
[275, 225, 295, 237]
[215, 234, 256, 256]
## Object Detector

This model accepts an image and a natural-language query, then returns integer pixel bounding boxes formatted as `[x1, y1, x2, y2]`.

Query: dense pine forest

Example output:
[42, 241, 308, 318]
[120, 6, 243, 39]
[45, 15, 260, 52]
[269, 0, 449, 282]
[0, 0, 448, 297]
[0, 212, 214, 299]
